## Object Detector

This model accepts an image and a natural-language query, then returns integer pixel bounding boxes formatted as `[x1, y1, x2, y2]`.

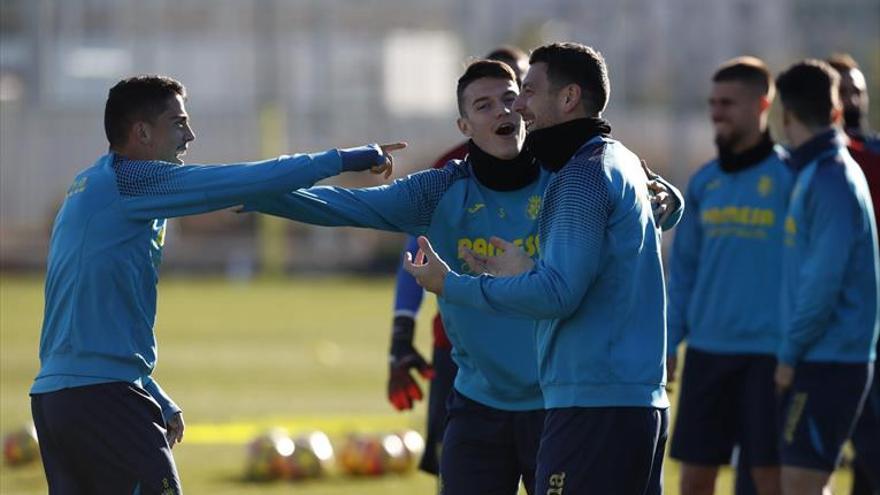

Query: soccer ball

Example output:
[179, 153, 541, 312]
[383, 430, 425, 474]
[2, 423, 39, 466]
[338, 434, 386, 476]
[380, 433, 410, 473]
[286, 431, 334, 480]
[244, 428, 295, 481]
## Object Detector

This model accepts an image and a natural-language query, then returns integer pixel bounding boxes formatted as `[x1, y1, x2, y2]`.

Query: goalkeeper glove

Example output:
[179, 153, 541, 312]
[388, 316, 435, 411]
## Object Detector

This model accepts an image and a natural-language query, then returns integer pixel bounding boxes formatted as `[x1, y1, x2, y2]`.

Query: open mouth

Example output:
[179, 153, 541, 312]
[495, 123, 516, 136]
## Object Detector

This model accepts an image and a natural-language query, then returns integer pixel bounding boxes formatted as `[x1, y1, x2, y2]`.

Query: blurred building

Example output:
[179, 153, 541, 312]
[1, 0, 878, 273]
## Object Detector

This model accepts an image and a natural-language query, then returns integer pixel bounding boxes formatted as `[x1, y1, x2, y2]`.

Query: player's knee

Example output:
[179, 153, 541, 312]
[749, 466, 781, 495]
[680, 464, 718, 495]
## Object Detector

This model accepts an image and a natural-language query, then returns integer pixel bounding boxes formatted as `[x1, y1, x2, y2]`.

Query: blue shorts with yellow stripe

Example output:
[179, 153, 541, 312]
[780, 361, 873, 471]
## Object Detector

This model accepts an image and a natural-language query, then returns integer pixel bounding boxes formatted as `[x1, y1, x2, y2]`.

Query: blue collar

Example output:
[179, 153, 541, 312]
[788, 129, 846, 171]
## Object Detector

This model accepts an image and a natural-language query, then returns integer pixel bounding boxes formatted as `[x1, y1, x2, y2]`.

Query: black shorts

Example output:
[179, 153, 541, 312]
[851, 369, 880, 491]
[670, 348, 780, 467]
[419, 344, 457, 475]
[535, 406, 668, 495]
[439, 388, 544, 495]
[779, 361, 872, 471]
[31, 382, 181, 495]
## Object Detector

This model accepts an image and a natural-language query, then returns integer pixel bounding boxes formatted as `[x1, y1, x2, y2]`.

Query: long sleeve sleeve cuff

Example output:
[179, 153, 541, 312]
[339, 144, 384, 172]
[655, 176, 685, 231]
[143, 377, 182, 423]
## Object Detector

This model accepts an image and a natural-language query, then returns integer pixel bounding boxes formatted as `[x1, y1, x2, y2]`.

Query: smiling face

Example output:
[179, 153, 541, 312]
[708, 80, 764, 151]
[513, 62, 566, 133]
[457, 77, 525, 160]
[143, 94, 196, 164]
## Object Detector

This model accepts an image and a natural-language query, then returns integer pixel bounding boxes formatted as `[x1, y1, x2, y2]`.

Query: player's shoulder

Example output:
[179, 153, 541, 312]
[563, 136, 614, 175]
[401, 158, 471, 194]
[431, 141, 469, 169]
[688, 158, 723, 191]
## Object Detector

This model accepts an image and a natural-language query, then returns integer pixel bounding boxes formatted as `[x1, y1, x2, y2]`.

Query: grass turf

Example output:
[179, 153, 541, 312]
[0, 275, 852, 493]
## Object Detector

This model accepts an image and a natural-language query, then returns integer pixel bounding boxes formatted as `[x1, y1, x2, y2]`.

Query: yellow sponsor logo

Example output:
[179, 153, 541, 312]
[457, 235, 540, 260]
[701, 206, 776, 227]
[457, 235, 540, 273]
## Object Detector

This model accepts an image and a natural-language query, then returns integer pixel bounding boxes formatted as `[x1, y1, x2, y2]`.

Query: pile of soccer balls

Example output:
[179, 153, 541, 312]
[244, 428, 424, 482]
[2, 422, 40, 467]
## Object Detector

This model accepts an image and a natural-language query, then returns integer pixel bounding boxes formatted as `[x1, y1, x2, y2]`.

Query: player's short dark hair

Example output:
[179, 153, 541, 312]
[827, 52, 860, 74]
[776, 59, 840, 128]
[104, 75, 187, 148]
[456, 59, 518, 117]
[528, 42, 609, 116]
[485, 45, 528, 83]
[712, 56, 775, 101]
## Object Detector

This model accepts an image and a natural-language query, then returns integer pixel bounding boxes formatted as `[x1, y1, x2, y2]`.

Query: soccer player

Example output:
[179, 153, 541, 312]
[387, 46, 528, 480]
[403, 42, 673, 495]
[29, 75, 402, 494]
[774, 60, 878, 495]
[245, 58, 682, 493]
[666, 57, 791, 495]
[827, 53, 880, 495]
[827, 53, 880, 154]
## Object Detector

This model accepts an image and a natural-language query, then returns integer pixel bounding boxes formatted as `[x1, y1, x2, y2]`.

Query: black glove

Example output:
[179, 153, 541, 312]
[388, 316, 435, 411]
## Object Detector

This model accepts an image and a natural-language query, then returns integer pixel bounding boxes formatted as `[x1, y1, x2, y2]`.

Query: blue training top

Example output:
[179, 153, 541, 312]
[246, 144, 682, 411]
[247, 160, 551, 410]
[443, 136, 671, 410]
[780, 130, 879, 365]
[32, 147, 383, 420]
[667, 146, 793, 356]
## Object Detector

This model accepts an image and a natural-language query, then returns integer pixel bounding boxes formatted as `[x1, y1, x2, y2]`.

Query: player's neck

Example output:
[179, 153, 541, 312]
[467, 140, 538, 191]
[717, 131, 774, 173]
[525, 117, 612, 172]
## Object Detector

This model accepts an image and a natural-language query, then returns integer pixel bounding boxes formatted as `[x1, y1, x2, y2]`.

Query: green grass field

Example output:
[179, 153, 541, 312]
[0, 275, 852, 494]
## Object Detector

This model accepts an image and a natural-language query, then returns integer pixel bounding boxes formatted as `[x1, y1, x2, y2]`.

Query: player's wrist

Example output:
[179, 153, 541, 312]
[339, 144, 384, 172]
[391, 315, 415, 342]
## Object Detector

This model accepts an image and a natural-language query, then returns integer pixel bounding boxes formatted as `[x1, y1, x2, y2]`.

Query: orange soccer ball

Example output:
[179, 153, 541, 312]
[3, 423, 40, 467]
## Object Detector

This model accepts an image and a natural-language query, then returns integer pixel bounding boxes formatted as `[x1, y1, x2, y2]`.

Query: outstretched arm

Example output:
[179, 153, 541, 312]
[243, 165, 458, 236]
[120, 143, 403, 220]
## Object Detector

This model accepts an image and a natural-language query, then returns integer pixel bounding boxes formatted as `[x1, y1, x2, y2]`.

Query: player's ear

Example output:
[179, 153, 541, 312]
[456, 116, 472, 137]
[560, 84, 581, 113]
[133, 121, 152, 145]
